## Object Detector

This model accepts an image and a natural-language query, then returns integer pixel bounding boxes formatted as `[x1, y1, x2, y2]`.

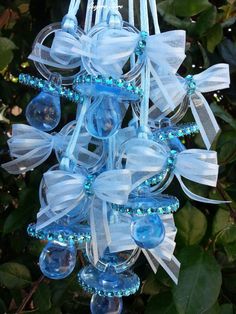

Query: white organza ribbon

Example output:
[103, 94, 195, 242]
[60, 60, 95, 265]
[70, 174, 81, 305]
[185, 64, 230, 149]
[90, 200, 112, 265]
[28, 35, 95, 70]
[1, 124, 91, 174]
[36, 169, 133, 230]
[1, 124, 62, 174]
[109, 214, 180, 284]
[174, 149, 226, 204]
[123, 138, 225, 204]
[149, 74, 186, 114]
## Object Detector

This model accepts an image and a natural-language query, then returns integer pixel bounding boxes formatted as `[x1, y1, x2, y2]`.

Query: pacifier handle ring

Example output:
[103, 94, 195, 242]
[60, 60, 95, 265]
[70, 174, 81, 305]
[32, 22, 84, 86]
[170, 96, 189, 125]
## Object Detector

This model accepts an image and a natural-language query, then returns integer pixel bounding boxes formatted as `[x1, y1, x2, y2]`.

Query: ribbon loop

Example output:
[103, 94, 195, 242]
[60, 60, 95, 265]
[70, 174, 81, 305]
[174, 149, 229, 204]
[36, 168, 134, 230]
[192, 64, 230, 93]
[1, 124, 56, 174]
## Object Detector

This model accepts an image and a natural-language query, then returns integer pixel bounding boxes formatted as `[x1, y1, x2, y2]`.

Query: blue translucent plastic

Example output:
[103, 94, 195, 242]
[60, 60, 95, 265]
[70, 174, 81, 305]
[98, 267, 121, 289]
[26, 91, 61, 132]
[131, 215, 165, 249]
[78, 265, 140, 297]
[39, 241, 76, 279]
[90, 295, 123, 314]
[85, 96, 121, 139]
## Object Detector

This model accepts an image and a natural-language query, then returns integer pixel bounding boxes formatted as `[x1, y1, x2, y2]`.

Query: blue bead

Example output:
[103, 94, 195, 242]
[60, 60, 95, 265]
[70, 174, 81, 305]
[131, 215, 165, 249]
[90, 295, 123, 314]
[39, 241, 76, 280]
[26, 91, 61, 132]
[85, 96, 121, 139]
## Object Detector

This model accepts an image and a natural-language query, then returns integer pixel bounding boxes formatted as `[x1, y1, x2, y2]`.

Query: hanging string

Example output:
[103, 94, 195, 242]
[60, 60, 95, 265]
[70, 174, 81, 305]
[67, 0, 82, 18]
[84, 0, 94, 33]
[60, 98, 90, 171]
[149, 0, 160, 34]
[95, 0, 105, 24]
[128, 0, 136, 69]
[139, 0, 150, 132]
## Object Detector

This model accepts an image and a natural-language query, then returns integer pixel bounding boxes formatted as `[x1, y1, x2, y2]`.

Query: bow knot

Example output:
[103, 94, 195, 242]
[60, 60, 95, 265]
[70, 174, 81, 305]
[123, 138, 225, 204]
[185, 75, 197, 95]
[1, 123, 92, 174]
[36, 169, 134, 230]
[1, 124, 58, 174]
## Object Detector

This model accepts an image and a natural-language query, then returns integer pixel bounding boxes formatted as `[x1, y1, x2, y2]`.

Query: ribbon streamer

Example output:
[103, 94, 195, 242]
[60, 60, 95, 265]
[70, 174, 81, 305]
[185, 64, 230, 149]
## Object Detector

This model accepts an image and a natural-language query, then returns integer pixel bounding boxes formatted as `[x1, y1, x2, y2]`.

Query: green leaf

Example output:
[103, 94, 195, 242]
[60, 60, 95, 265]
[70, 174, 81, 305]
[175, 202, 207, 246]
[206, 24, 223, 53]
[219, 39, 236, 67]
[203, 302, 220, 314]
[217, 131, 236, 165]
[172, 0, 211, 17]
[172, 246, 222, 314]
[215, 225, 236, 262]
[33, 283, 52, 312]
[220, 304, 234, 314]
[145, 292, 178, 314]
[3, 188, 39, 234]
[158, 0, 193, 29]
[0, 298, 6, 314]
[0, 37, 16, 70]
[142, 273, 160, 295]
[212, 208, 233, 236]
[211, 103, 236, 130]
[0, 262, 31, 289]
[195, 6, 217, 36]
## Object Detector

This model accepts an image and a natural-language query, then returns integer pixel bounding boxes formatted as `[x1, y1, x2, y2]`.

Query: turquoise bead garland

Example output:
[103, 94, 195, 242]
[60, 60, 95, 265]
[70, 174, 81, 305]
[142, 150, 177, 188]
[73, 74, 144, 98]
[19, 74, 84, 104]
[111, 195, 180, 215]
[135, 31, 148, 56]
[185, 75, 197, 95]
[154, 122, 200, 141]
[27, 223, 91, 245]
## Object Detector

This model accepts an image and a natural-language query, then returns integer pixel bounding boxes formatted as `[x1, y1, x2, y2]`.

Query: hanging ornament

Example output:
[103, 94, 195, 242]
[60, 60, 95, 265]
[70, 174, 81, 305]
[84, 96, 122, 139]
[90, 294, 123, 314]
[39, 240, 77, 280]
[130, 214, 165, 249]
[1, 0, 231, 312]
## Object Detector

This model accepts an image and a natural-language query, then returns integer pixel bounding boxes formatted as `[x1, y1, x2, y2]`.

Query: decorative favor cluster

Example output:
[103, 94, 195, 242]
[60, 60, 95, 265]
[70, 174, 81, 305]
[1, 0, 230, 313]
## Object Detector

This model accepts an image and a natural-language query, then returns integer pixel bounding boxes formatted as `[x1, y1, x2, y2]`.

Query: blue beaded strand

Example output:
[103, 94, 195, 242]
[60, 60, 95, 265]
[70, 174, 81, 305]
[153, 123, 200, 142]
[73, 74, 144, 98]
[19, 74, 84, 104]
[27, 224, 91, 245]
[135, 31, 148, 56]
[112, 195, 180, 216]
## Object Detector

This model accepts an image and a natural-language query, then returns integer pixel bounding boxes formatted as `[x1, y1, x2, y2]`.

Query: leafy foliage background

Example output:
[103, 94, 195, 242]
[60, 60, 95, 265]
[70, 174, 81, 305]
[0, 0, 236, 313]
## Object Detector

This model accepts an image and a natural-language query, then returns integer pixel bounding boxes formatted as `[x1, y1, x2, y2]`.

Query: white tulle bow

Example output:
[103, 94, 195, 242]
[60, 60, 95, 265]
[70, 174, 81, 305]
[36, 169, 133, 230]
[1, 124, 63, 174]
[123, 138, 224, 204]
[109, 214, 180, 284]
[184, 64, 230, 149]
